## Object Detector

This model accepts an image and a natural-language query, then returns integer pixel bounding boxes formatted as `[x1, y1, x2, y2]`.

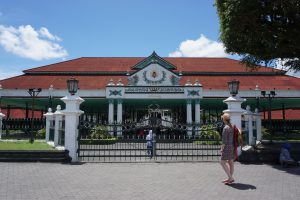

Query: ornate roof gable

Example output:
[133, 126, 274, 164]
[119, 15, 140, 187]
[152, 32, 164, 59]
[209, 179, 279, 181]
[128, 52, 180, 86]
[131, 51, 177, 70]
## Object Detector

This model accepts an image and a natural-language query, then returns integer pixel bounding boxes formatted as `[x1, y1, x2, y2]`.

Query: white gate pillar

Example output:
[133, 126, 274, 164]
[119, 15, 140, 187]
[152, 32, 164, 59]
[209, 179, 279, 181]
[255, 108, 262, 141]
[43, 108, 53, 142]
[244, 105, 254, 145]
[0, 111, 5, 139]
[223, 96, 246, 130]
[61, 95, 84, 162]
[54, 105, 64, 147]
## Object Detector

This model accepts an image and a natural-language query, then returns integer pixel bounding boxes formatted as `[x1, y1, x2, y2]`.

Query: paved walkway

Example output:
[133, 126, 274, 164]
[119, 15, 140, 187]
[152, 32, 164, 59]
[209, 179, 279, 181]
[0, 162, 299, 200]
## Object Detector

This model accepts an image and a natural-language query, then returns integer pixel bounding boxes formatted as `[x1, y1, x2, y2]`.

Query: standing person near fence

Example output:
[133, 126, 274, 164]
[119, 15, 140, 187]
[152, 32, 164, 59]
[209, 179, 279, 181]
[146, 130, 153, 158]
[220, 113, 235, 185]
[280, 143, 298, 167]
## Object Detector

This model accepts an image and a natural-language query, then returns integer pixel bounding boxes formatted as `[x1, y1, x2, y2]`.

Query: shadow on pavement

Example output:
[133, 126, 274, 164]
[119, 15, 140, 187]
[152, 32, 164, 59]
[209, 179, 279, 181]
[270, 164, 300, 176]
[241, 162, 300, 176]
[62, 162, 86, 165]
[228, 183, 256, 190]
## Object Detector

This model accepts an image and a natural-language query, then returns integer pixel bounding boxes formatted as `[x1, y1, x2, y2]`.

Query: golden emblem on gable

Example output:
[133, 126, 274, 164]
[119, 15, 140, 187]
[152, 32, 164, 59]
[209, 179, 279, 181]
[151, 70, 157, 78]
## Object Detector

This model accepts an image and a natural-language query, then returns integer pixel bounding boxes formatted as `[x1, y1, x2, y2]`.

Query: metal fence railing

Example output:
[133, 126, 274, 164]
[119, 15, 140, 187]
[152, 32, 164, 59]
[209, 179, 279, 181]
[262, 119, 300, 132]
[78, 134, 221, 162]
[1, 118, 46, 140]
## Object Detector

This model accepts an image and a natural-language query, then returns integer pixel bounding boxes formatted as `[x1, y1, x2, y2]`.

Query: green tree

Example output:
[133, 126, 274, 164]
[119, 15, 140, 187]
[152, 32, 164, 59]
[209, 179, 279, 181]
[215, 0, 300, 71]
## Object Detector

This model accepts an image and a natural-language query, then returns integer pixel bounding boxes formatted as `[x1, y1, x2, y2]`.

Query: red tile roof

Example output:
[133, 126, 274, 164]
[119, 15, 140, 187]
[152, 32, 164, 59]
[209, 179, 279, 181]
[0, 75, 127, 90]
[24, 57, 283, 73]
[180, 75, 300, 90]
[0, 57, 299, 91]
[1, 74, 299, 90]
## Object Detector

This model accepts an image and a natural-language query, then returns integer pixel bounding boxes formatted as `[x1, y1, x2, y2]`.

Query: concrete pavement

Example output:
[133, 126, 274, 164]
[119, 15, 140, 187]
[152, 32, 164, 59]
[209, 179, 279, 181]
[0, 162, 299, 200]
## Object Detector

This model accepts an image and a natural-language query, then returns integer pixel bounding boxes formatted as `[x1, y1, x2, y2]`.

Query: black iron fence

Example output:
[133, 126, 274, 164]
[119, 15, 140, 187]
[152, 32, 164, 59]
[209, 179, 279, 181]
[77, 118, 222, 162]
[78, 135, 221, 162]
[1, 118, 45, 139]
[2, 118, 45, 131]
[262, 119, 300, 132]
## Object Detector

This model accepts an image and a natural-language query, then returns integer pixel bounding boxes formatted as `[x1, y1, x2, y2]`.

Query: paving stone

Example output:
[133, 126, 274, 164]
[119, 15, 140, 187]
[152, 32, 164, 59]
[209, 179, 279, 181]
[0, 162, 299, 200]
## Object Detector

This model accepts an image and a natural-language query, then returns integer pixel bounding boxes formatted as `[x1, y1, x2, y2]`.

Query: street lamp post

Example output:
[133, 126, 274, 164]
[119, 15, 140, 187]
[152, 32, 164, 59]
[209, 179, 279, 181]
[28, 88, 42, 143]
[261, 90, 276, 142]
[0, 84, 2, 111]
[255, 85, 261, 112]
[62, 77, 83, 162]
[48, 85, 54, 110]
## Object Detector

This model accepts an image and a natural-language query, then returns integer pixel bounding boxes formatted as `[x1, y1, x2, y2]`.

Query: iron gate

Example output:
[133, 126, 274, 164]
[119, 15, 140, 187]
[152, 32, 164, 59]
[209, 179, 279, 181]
[77, 117, 223, 162]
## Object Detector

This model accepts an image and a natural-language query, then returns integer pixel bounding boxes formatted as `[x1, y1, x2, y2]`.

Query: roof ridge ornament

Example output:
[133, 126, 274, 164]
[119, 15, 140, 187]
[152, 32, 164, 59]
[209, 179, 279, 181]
[194, 79, 201, 86]
[107, 79, 115, 86]
[151, 51, 158, 56]
[116, 79, 124, 86]
[185, 79, 192, 86]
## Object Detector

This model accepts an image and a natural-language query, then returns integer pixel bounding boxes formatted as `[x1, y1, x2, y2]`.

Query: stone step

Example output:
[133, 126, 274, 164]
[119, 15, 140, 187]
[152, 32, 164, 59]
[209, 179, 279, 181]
[0, 150, 71, 163]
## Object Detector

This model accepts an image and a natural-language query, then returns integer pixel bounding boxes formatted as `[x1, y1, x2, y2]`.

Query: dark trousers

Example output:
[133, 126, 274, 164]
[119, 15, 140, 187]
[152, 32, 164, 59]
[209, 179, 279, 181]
[147, 145, 153, 158]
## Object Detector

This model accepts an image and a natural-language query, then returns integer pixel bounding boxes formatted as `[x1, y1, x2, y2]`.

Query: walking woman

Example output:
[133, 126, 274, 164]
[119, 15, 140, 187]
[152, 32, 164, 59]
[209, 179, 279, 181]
[146, 130, 153, 158]
[220, 113, 235, 185]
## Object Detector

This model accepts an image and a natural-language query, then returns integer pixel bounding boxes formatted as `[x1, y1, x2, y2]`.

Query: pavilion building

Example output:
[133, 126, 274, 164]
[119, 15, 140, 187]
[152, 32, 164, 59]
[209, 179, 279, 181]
[0, 52, 300, 124]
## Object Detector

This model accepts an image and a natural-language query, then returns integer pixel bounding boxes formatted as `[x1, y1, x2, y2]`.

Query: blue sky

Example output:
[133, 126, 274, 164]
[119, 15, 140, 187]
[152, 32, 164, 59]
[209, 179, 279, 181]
[0, 0, 299, 79]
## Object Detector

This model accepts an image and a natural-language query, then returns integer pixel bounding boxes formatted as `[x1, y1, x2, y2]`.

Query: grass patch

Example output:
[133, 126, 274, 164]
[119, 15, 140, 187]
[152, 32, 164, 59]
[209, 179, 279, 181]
[80, 137, 118, 145]
[0, 141, 55, 150]
[193, 140, 221, 145]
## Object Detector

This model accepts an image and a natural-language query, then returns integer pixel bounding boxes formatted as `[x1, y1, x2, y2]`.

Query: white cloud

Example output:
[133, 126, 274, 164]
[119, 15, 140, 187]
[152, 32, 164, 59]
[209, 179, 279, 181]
[169, 34, 228, 57]
[286, 70, 300, 78]
[0, 68, 22, 80]
[274, 59, 300, 78]
[0, 25, 68, 61]
[39, 27, 61, 41]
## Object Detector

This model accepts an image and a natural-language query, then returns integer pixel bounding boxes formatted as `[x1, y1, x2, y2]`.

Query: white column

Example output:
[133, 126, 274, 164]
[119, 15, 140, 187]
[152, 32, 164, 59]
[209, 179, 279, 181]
[0, 111, 5, 139]
[186, 99, 192, 136]
[54, 105, 64, 147]
[117, 99, 123, 136]
[43, 108, 53, 142]
[195, 99, 201, 135]
[61, 95, 84, 163]
[195, 101, 201, 124]
[117, 99, 123, 123]
[134, 110, 137, 122]
[223, 96, 246, 130]
[186, 99, 192, 123]
[244, 105, 254, 145]
[108, 99, 114, 136]
[108, 99, 114, 123]
[255, 108, 262, 141]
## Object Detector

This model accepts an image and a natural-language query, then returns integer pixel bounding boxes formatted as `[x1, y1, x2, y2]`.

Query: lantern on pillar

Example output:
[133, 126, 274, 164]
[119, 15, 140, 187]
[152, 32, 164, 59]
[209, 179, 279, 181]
[67, 77, 79, 95]
[227, 79, 240, 97]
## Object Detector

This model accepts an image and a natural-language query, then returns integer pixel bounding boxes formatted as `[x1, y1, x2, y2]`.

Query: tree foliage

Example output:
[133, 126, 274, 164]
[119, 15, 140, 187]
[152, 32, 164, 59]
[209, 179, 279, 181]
[215, 0, 300, 71]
